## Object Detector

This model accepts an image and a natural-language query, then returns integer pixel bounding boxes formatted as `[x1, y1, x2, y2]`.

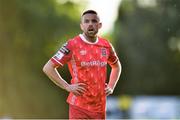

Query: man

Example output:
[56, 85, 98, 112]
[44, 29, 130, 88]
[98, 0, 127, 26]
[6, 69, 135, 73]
[43, 10, 121, 119]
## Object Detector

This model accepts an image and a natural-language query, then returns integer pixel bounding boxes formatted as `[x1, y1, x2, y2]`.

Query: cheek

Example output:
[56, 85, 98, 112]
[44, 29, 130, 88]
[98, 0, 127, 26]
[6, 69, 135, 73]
[80, 25, 85, 31]
[95, 25, 100, 30]
[83, 26, 88, 30]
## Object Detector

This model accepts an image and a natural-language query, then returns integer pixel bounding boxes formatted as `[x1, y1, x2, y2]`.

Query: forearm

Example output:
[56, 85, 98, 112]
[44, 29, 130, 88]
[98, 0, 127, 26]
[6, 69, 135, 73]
[46, 68, 69, 90]
[108, 61, 122, 91]
[43, 61, 69, 91]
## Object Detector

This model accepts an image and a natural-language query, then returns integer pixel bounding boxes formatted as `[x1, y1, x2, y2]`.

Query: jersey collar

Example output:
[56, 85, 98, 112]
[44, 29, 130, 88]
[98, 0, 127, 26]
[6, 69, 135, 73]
[79, 34, 99, 44]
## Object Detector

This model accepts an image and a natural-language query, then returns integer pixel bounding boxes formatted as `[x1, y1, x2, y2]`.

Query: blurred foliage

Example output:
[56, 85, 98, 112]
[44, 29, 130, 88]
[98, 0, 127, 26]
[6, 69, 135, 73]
[0, 0, 82, 118]
[1, 0, 180, 118]
[113, 0, 180, 95]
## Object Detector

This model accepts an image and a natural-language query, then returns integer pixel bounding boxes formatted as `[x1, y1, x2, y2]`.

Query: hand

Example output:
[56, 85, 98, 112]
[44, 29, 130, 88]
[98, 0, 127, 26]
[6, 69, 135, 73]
[105, 85, 113, 96]
[66, 83, 87, 96]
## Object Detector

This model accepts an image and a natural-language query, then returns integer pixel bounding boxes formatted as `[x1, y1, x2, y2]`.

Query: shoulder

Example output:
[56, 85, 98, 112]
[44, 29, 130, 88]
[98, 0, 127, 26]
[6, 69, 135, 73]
[67, 35, 81, 45]
[64, 35, 81, 48]
[98, 36, 112, 48]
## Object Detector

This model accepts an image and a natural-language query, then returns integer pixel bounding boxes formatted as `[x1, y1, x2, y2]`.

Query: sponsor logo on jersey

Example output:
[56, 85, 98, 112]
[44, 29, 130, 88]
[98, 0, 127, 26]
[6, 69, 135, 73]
[80, 50, 87, 55]
[101, 48, 107, 57]
[53, 51, 64, 60]
[81, 60, 107, 67]
[59, 43, 70, 55]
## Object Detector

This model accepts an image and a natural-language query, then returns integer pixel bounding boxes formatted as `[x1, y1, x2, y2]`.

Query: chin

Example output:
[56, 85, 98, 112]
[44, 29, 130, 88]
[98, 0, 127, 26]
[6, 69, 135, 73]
[88, 34, 96, 38]
[88, 33, 97, 37]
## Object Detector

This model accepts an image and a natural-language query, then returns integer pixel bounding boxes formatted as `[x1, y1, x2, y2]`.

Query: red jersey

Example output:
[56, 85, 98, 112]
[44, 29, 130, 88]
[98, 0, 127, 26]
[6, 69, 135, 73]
[51, 34, 119, 112]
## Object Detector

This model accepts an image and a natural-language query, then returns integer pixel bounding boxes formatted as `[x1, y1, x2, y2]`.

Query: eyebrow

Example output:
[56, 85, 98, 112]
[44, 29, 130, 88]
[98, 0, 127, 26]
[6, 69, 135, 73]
[81, 15, 100, 22]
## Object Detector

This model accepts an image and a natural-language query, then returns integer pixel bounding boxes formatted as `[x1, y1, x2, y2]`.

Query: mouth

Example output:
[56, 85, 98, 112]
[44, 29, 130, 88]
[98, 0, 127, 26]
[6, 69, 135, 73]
[87, 28, 95, 34]
[88, 28, 94, 32]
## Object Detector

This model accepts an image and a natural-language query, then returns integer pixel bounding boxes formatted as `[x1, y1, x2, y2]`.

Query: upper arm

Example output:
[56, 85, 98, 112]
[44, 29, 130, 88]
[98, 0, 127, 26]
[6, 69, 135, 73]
[109, 60, 121, 69]
[107, 43, 119, 66]
[43, 60, 59, 73]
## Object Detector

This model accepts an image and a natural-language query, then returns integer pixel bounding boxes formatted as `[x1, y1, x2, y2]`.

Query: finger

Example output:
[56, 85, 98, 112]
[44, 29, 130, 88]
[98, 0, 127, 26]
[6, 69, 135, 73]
[78, 87, 87, 92]
[71, 85, 87, 93]
[74, 92, 81, 96]
[76, 90, 84, 96]
[106, 91, 109, 96]
[105, 87, 108, 91]
[74, 86, 86, 93]
[105, 86, 110, 92]
[105, 89, 110, 94]
[73, 90, 82, 96]
[105, 88, 113, 95]
[77, 90, 86, 96]
[105, 89, 108, 94]
[77, 87, 88, 94]
[78, 83, 88, 91]
[106, 90, 111, 96]
[78, 83, 87, 87]
[106, 92, 111, 96]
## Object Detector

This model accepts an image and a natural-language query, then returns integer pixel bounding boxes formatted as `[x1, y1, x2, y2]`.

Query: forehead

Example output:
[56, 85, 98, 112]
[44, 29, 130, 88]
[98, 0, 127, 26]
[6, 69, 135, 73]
[81, 13, 99, 21]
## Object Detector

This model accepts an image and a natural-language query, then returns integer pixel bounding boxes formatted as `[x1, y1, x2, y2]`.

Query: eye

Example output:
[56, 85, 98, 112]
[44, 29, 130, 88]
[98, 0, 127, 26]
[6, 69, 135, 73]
[84, 19, 89, 23]
[92, 19, 98, 23]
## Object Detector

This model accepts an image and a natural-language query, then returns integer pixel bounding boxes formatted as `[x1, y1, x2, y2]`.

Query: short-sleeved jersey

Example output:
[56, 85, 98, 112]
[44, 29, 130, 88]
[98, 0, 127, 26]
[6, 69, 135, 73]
[51, 34, 119, 112]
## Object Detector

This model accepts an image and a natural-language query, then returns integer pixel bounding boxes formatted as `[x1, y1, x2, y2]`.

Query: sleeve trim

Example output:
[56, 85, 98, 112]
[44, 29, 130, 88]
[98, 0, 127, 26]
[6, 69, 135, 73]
[52, 57, 63, 66]
[110, 58, 118, 65]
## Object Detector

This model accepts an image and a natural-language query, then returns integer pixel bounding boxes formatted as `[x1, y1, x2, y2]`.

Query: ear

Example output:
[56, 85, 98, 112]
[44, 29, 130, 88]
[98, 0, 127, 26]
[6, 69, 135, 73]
[80, 23, 84, 31]
[98, 22, 102, 29]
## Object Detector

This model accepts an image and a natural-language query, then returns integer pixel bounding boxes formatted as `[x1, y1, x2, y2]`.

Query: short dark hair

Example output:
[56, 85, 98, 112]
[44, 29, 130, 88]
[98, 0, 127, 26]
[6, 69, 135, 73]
[82, 10, 97, 16]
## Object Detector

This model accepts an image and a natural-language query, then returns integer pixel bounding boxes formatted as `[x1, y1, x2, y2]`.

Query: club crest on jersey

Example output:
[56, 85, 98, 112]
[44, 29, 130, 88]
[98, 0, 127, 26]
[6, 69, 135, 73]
[80, 50, 87, 55]
[59, 43, 70, 55]
[101, 48, 107, 57]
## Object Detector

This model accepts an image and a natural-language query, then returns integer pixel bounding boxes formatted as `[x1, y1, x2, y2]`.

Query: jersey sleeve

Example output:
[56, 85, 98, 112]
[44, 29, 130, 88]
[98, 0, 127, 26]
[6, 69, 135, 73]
[107, 43, 119, 65]
[51, 40, 73, 66]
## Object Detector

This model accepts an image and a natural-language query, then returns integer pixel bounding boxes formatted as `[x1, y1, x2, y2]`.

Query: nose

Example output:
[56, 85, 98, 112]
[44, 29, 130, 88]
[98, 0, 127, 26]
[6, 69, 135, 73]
[88, 23, 93, 27]
[89, 21, 94, 27]
[88, 20, 94, 26]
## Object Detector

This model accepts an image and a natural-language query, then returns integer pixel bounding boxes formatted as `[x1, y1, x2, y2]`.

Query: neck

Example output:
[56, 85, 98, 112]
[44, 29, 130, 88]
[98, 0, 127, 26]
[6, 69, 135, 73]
[83, 33, 97, 43]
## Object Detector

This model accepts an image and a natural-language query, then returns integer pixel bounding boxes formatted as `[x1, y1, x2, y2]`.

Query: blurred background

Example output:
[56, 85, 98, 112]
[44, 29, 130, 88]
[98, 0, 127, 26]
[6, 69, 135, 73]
[0, 0, 180, 119]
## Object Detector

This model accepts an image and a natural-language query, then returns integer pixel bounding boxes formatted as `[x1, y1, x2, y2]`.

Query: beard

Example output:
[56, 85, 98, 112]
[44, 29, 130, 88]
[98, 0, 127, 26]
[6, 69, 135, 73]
[86, 30, 98, 37]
